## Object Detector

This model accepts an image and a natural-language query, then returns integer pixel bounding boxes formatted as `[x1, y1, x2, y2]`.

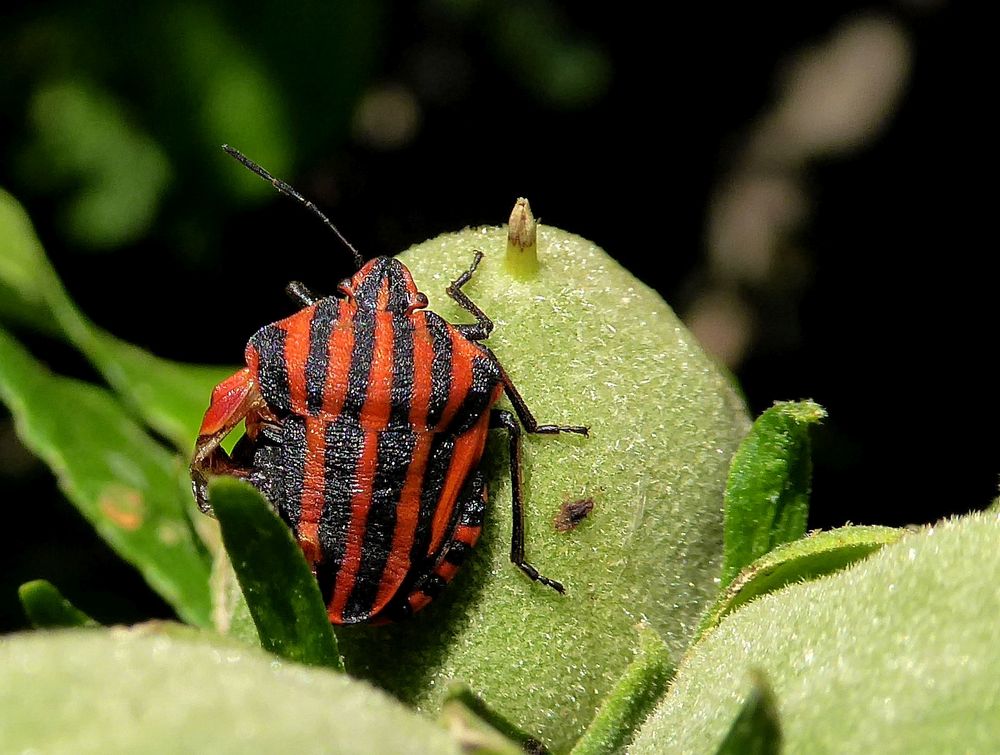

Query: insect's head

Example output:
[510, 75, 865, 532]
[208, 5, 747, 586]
[338, 256, 429, 314]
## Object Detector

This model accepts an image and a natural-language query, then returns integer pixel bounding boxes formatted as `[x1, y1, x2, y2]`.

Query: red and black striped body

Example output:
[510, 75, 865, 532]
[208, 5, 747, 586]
[192, 150, 586, 626]
[237, 257, 502, 624]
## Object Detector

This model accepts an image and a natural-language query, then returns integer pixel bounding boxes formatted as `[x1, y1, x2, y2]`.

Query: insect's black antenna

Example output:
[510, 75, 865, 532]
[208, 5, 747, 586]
[222, 144, 365, 269]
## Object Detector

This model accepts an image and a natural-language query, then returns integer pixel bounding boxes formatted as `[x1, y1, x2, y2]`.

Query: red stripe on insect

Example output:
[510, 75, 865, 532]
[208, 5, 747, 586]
[428, 410, 491, 557]
[283, 309, 313, 415]
[358, 281, 395, 430]
[369, 312, 437, 611]
[407, 591, 433, 614]
[328, 428, 377, 622]
[410, 312, 435, 430]
[329, 279, 396, 621]
[321, 300, 355, 416]
[373, 433, 433, 610]
[297, 417, 328, 569]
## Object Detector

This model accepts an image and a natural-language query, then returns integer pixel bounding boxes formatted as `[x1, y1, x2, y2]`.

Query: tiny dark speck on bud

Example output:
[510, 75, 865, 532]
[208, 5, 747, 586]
[555, 497, 595, 533]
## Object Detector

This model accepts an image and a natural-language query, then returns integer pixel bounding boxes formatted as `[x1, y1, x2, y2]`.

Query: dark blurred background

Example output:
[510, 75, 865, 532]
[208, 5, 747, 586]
[0, 1, 993, 629]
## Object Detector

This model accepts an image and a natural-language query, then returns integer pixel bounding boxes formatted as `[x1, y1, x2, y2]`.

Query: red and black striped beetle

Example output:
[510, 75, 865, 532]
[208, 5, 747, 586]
[191, 147, 588, 625]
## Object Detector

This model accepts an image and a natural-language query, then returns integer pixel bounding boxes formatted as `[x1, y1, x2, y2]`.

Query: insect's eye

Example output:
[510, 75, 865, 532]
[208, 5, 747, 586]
[337, 279, 354, 298]
[406, 292, 429, 314]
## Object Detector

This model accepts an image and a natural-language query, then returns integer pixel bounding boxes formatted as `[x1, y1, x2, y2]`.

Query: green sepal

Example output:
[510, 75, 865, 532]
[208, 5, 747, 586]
[570, 624, 674, 755]
[722, 400, 826, 587]
[210, 476, 342, 670]
[715, 670, 781, 755]
[695, 525, 903, 644]
[18, 579, 98, 629]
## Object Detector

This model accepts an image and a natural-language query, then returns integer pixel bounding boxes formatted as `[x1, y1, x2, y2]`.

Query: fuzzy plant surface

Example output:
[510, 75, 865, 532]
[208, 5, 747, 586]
[0, 189, 751, 752]
[631, 510, 1000, 754]
[0, 625, 460, 754]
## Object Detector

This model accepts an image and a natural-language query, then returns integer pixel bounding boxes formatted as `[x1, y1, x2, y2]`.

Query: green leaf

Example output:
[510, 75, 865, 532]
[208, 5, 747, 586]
[0, 326, 212, 626]
[695, 525, 903, 644]
[440, 685, 533, 755]
[335, 225, 751, 751]
[81, 331, 234, 451]
[715, 670, 781, 755]
[18, 580, 97, 629]
[0, 626, 460, 754]
[722, 400, 826, 587]
[20, 79, 171, 248]
[0, 188, 57, 331]
[0, 187, 234, 450]
[570, 625, 674, 755]
[631, 511, 1000, 753]
[209, 544, 259, 646]
[210, 477, 342, 670]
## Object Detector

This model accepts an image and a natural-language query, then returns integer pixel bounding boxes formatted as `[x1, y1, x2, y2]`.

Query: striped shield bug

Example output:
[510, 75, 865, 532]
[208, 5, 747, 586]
[191, 146, 588, 625]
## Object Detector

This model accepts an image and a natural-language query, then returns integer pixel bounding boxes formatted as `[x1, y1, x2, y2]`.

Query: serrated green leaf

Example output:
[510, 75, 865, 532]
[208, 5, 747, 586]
[570, 624, 673, 755]
[722, 400, 826, 587]
[210, 477, 342, 670]
[715, 670, 781, 755]
[0, 626, 460, 754]
[18, 580, 97, 629]
[0, 326, 211, 625]
[0, 187, 233, 450]
[632, 512, 1000, 753]
[695, 525, 903, 644]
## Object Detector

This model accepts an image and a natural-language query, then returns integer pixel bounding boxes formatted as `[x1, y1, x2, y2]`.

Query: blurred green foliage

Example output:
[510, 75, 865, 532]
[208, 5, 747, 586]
[20, 79, 171, 248]
[2, 0, 385, 251]
[1, 0, 610, 259]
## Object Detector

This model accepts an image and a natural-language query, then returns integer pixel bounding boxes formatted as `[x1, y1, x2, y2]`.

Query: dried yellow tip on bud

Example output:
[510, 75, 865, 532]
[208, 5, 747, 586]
[505, 197, 538, 278]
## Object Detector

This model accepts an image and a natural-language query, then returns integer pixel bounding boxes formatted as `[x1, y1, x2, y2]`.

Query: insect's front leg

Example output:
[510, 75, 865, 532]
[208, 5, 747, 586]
[447, 251, 494, 341]
[191, 443, 248, 515]
[190, 368, 267, 514]
[451, 259, 588, 436]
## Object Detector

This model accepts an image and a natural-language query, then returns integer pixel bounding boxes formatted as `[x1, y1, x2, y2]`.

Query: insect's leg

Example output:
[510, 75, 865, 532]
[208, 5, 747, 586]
[447, 250, 494, 341]
[190, 368, 264, 514]
[285, 281, 318, 307]
[494, 361, 589, 437]
[490, 409, 565, 594]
